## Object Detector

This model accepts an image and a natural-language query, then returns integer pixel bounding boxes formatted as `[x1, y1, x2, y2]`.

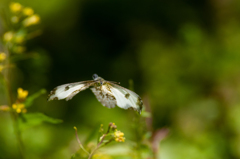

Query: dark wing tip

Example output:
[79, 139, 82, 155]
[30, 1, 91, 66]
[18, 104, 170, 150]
[138, 108, 142, 114]
[47, 93, 52, 101]
[136, 96, 143, 114]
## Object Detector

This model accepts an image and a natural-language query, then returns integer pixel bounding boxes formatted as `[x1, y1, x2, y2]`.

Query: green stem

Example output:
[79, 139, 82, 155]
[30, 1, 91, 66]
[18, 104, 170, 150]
[2, 47, 25, 159]
[74, 127, 89, 155]
[88, 134, 106, 159]
[10, 110, 25, 159]
[134, 113, 142, 159]
[2, 73, 25, 159]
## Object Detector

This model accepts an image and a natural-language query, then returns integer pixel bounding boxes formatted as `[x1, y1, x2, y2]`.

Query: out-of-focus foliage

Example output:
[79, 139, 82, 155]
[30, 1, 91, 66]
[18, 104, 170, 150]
[1, 0, 240, 158]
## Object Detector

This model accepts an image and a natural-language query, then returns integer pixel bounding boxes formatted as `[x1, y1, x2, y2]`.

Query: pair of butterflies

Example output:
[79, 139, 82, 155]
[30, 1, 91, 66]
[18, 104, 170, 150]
[48, 74, 143, 114]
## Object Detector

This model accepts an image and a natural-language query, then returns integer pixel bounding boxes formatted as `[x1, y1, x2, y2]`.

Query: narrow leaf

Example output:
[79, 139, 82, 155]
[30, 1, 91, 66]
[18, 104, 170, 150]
[24, 89, 46, 108]
[19, 112, 62, 130]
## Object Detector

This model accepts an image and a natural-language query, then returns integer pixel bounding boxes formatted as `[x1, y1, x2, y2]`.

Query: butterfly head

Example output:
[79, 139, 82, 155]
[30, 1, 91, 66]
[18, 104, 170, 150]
[92, 74, 98, 80]
[93, 74, 105, 86]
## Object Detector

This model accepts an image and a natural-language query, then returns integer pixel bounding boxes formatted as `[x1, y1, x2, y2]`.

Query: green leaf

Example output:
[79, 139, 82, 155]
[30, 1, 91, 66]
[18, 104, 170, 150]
[19, 112, 62, 130]
[24, 89, 47, 108]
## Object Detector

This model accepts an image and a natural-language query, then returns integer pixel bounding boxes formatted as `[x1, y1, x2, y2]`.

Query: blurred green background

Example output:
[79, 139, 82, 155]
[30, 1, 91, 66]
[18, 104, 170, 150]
[1, 0, 240, 158]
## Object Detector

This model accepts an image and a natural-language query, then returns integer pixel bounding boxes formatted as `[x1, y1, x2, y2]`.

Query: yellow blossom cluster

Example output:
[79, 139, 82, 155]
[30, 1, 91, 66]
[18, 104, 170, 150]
[2, 2, 40, 54]
[0, 88, 28, 113]
[9, 2, 34, 16]
[9, 2, 40, 27]
[17, 88, 28, 100]
[22, 14, 40, 27]
[12, 88, 28, 113]
[9, 2, 22, 12]
[23, 7, 34, 16]
[12, 103, 27, 113]
[114, 130, 125, 142]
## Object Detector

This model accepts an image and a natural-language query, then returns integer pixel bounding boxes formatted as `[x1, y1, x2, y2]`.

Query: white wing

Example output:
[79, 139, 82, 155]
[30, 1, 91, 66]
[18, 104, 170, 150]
[90, 85, 117, 109]
[48, 81, 95, 101]
[108, 83, 143, 114]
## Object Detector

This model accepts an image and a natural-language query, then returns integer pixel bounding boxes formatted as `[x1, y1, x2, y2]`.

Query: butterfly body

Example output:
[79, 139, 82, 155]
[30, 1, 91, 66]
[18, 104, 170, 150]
[48, 74, 143, 114]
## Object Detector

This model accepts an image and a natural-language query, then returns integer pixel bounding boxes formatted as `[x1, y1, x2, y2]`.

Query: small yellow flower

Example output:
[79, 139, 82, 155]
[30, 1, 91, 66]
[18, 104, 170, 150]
[114, 130, 124, 137]
[114, 130, 125, 142]
[11, 16, 19, 23]
[12, 104, 17, 109]
[22, 14, 40, 27]
[0, 52, 6, 62]
[16, 108, 21, 113]
[17, 88, 28, 100]
[0, 105, 10, 112]
[3, 31, 14, 42]
[12, 103, 26, 113]
[23, 7, 34, 16]
[10, 2, 22, 13]
[0, 65, 4, 72]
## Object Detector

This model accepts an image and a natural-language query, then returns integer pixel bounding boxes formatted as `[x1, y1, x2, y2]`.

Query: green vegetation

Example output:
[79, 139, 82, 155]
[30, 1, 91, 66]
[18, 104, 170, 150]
[1, 0, 240, 159]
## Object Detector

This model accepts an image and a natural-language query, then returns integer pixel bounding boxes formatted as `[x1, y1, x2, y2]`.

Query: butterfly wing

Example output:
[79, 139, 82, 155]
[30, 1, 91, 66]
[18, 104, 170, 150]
[107, 83, 143, 114]
[90, 85, 117, 109]
[48, 81, 96, 101]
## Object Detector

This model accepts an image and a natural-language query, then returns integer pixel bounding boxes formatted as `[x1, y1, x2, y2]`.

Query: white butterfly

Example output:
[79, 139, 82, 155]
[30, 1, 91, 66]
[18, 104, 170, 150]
[48, 74, 143, 114]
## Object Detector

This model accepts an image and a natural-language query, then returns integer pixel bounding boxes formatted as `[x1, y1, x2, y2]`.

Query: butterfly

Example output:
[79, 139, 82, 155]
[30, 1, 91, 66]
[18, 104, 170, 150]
[48, 74, 143, 114]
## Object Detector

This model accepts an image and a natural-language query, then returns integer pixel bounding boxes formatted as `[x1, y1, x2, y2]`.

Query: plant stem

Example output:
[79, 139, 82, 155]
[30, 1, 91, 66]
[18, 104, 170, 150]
[2, 73, 25, 159]
[10, 110, 25, 159]
[3, 48, 25, 159]
[88, 134, 106, 159]
[74, 127, 89, 155]
[133, 113, 142, 159]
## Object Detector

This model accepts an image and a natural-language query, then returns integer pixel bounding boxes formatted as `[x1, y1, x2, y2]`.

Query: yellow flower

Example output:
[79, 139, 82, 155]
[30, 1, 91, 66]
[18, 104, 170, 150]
[10, 2, 22, 13]
[17, 88, 28, 100]
[114, 130, 125, 142]
[22, 14, 40, 27]
[12, 103, 26, 113]
[0, 65, 4, 72]
[0, 105, 10, 112]
[114, 130, 124, 137]
[0, 52, 6, 62]
[3, 31, 14, 42]
[23, 7, 34, 16]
